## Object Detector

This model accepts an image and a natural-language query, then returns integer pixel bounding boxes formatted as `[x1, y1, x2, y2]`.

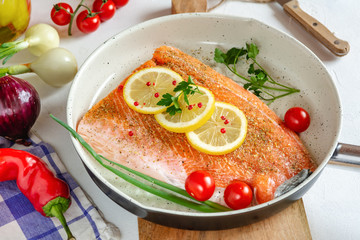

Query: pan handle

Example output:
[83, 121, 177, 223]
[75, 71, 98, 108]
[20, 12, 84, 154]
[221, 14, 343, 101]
[330, 143, 360, 167]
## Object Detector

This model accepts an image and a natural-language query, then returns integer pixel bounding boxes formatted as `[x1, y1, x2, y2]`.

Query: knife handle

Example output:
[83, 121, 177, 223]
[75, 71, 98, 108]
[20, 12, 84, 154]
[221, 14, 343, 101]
[283, 0, 350, 56]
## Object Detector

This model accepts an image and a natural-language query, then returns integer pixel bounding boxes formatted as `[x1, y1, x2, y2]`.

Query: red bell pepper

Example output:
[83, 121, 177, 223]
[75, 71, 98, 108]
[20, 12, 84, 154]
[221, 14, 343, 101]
[0, 148, 75, 240]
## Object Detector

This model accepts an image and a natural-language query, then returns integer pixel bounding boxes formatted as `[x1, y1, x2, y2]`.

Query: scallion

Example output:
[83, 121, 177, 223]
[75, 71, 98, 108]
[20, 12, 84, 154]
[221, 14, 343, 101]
[50, 114, 231, 213]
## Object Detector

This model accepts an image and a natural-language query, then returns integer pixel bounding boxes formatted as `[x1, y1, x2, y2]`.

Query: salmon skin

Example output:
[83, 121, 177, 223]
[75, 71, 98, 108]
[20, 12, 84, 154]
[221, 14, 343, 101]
[77, 46, 316, 205]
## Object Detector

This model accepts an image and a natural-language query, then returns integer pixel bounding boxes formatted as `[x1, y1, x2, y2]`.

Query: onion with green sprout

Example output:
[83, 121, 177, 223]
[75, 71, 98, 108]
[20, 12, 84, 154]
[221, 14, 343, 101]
[0, 47, 78, 87]
[0, 23, 60, 64]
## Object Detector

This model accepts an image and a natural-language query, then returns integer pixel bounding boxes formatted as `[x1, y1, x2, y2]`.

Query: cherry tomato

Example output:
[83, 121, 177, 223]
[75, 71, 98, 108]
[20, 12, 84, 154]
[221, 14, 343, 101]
[284, 107, 311, 133]
[112, 0, 129, 8]
[224, 181, 253, 210]
[92, 0, 116, 22]
[76, 10, 101, 34]
[51, 3, 74, 26]
[185, 170, 215, 201]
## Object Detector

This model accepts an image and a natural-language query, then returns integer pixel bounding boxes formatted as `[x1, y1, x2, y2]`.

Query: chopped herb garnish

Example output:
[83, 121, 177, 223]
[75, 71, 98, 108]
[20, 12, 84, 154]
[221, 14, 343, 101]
[214, 43, 300, 104]
[157, 76, 201, 115]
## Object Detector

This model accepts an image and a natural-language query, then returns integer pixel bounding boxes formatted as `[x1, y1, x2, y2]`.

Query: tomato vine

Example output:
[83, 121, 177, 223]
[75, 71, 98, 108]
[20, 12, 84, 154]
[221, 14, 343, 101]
[51, 0, 129, 35]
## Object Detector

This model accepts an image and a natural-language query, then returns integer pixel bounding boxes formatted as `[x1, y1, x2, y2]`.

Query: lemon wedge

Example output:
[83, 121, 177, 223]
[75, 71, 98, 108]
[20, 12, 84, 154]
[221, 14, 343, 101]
[123, 67, 183, 114]
[186, 102, 247, 155]
[154, 86, 215, 133]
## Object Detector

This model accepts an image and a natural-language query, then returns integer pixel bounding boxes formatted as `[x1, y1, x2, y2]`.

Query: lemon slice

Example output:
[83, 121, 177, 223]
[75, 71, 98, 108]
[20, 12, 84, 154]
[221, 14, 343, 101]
[186, 102, 247, 155]
[123, 67, 183, 114]
[154, 86, 215, 133]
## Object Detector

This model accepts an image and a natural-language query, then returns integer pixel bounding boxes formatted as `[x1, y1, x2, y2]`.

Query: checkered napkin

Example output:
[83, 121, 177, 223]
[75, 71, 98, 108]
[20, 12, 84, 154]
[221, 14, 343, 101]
[0, 133, 121, 240]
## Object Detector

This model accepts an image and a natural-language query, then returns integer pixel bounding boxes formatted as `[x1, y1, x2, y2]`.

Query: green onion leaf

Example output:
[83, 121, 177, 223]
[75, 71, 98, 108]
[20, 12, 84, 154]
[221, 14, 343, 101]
[50, 114, 231, 213]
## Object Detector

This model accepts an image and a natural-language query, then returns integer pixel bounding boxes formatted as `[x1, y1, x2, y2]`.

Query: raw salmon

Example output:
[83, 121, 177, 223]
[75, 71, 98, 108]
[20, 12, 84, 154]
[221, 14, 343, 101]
[77, 46, 316, 205]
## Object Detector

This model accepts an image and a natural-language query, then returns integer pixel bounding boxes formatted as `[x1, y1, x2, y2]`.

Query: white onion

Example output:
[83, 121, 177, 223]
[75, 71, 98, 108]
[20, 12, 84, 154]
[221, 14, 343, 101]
[0, 23, 60, 64]
[30, 48, 78, 87]
[25, 23, 60, 56]
[0, 47, 78, 87]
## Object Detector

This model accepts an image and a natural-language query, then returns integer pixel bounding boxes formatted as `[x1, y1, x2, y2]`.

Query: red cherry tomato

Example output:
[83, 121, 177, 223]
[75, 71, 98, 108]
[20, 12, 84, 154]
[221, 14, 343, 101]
[92, 0, 116, 22]
[51, 3, 74, 26]
[185, 170, 215, 201]
[76, 10, 101, 34]
[112, 0, 129, 8]
[224, 181, 253, 210]
[284, 107, 311, 133]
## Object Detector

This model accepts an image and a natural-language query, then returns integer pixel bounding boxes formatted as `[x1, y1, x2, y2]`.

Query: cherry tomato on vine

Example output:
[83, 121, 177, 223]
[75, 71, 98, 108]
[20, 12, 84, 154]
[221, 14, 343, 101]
[284, 107, 310, 133]
[112, 0, 129, 8]
[185, 170, 215, 201]
[224, 181, 253, 210]
[92, 0, 116, 22]
[76, 10, 101, 34]
[51, 2, 74, 26]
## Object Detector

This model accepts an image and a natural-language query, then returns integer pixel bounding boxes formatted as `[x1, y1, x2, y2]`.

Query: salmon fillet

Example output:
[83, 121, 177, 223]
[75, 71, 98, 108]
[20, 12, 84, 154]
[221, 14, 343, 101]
[77, 46, 316, 205]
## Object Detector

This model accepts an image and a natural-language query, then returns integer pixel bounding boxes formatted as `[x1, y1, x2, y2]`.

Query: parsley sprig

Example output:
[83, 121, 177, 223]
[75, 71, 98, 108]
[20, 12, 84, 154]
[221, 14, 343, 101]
[214, 43, 299, 104]
[157, 76, 201, 115]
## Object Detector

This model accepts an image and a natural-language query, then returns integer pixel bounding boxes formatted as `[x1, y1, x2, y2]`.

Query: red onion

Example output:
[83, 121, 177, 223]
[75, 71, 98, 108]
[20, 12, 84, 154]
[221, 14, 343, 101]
[0, 76, 41, 142]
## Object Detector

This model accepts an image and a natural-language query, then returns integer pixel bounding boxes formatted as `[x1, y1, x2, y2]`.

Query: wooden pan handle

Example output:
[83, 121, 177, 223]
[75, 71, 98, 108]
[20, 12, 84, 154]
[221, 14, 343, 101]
[283, 0, 350, 56]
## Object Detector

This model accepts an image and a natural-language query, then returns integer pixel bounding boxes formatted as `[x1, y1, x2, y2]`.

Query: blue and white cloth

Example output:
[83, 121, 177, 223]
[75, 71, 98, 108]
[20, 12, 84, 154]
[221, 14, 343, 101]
[0, 133, 121, 240]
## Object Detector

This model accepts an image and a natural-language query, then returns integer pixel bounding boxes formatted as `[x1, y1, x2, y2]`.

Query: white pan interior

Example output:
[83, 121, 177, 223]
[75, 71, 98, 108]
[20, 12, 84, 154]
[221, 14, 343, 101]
[67, 13, 341, 215]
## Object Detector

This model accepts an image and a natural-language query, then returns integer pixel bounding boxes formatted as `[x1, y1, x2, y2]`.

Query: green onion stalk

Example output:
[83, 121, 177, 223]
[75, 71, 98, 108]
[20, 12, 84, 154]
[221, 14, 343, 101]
[50, 114, 231, 213]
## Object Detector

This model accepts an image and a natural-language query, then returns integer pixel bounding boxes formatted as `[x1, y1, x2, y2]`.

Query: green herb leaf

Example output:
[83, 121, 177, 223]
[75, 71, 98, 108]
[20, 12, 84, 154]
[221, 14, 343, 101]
[246, 43, 259, 60]
[215, 47, 247, 65]
[157, 93, 173, 106]
[187, 75, 195, 85]
[248, 63, 255, 74]
[172, 96, 180, 109]
[214, 42, 300, 104]
[173, 80, 190, 92]
[157, 76, 200, 116]
[183, 91, 190, 105]
[225, 47, 247, 65]
[214, 48, 227, 64]
[166, 105, 180, 115]
[257, 71, 266, 81]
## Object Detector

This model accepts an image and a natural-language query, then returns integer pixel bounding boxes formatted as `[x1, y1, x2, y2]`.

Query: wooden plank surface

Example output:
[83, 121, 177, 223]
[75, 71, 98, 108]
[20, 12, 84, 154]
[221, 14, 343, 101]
[171, 0, 207, 14]
[138, 199, 311, 240]
[171, 0, 273, 14]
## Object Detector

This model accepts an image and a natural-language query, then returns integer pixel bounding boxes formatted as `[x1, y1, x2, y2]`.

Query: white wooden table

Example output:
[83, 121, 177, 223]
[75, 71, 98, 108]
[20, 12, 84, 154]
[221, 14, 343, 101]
[14, 0, 359, 239]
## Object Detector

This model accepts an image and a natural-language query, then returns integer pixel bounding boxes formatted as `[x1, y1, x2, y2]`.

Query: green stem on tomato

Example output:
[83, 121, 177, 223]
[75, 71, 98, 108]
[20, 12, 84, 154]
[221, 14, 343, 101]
[67, 0, 85, 36]
[50, 114, 230, 213]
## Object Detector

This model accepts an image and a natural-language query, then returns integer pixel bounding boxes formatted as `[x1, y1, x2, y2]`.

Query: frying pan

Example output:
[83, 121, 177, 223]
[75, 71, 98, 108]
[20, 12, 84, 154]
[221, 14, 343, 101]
[67, 13, 360, 230]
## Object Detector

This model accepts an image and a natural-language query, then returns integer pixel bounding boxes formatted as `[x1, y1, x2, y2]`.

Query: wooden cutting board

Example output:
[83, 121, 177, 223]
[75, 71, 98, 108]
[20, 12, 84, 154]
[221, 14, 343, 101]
[138, 199, 312, 239]
[171, 0, 274, 14]
[171, 0, 207, 13]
